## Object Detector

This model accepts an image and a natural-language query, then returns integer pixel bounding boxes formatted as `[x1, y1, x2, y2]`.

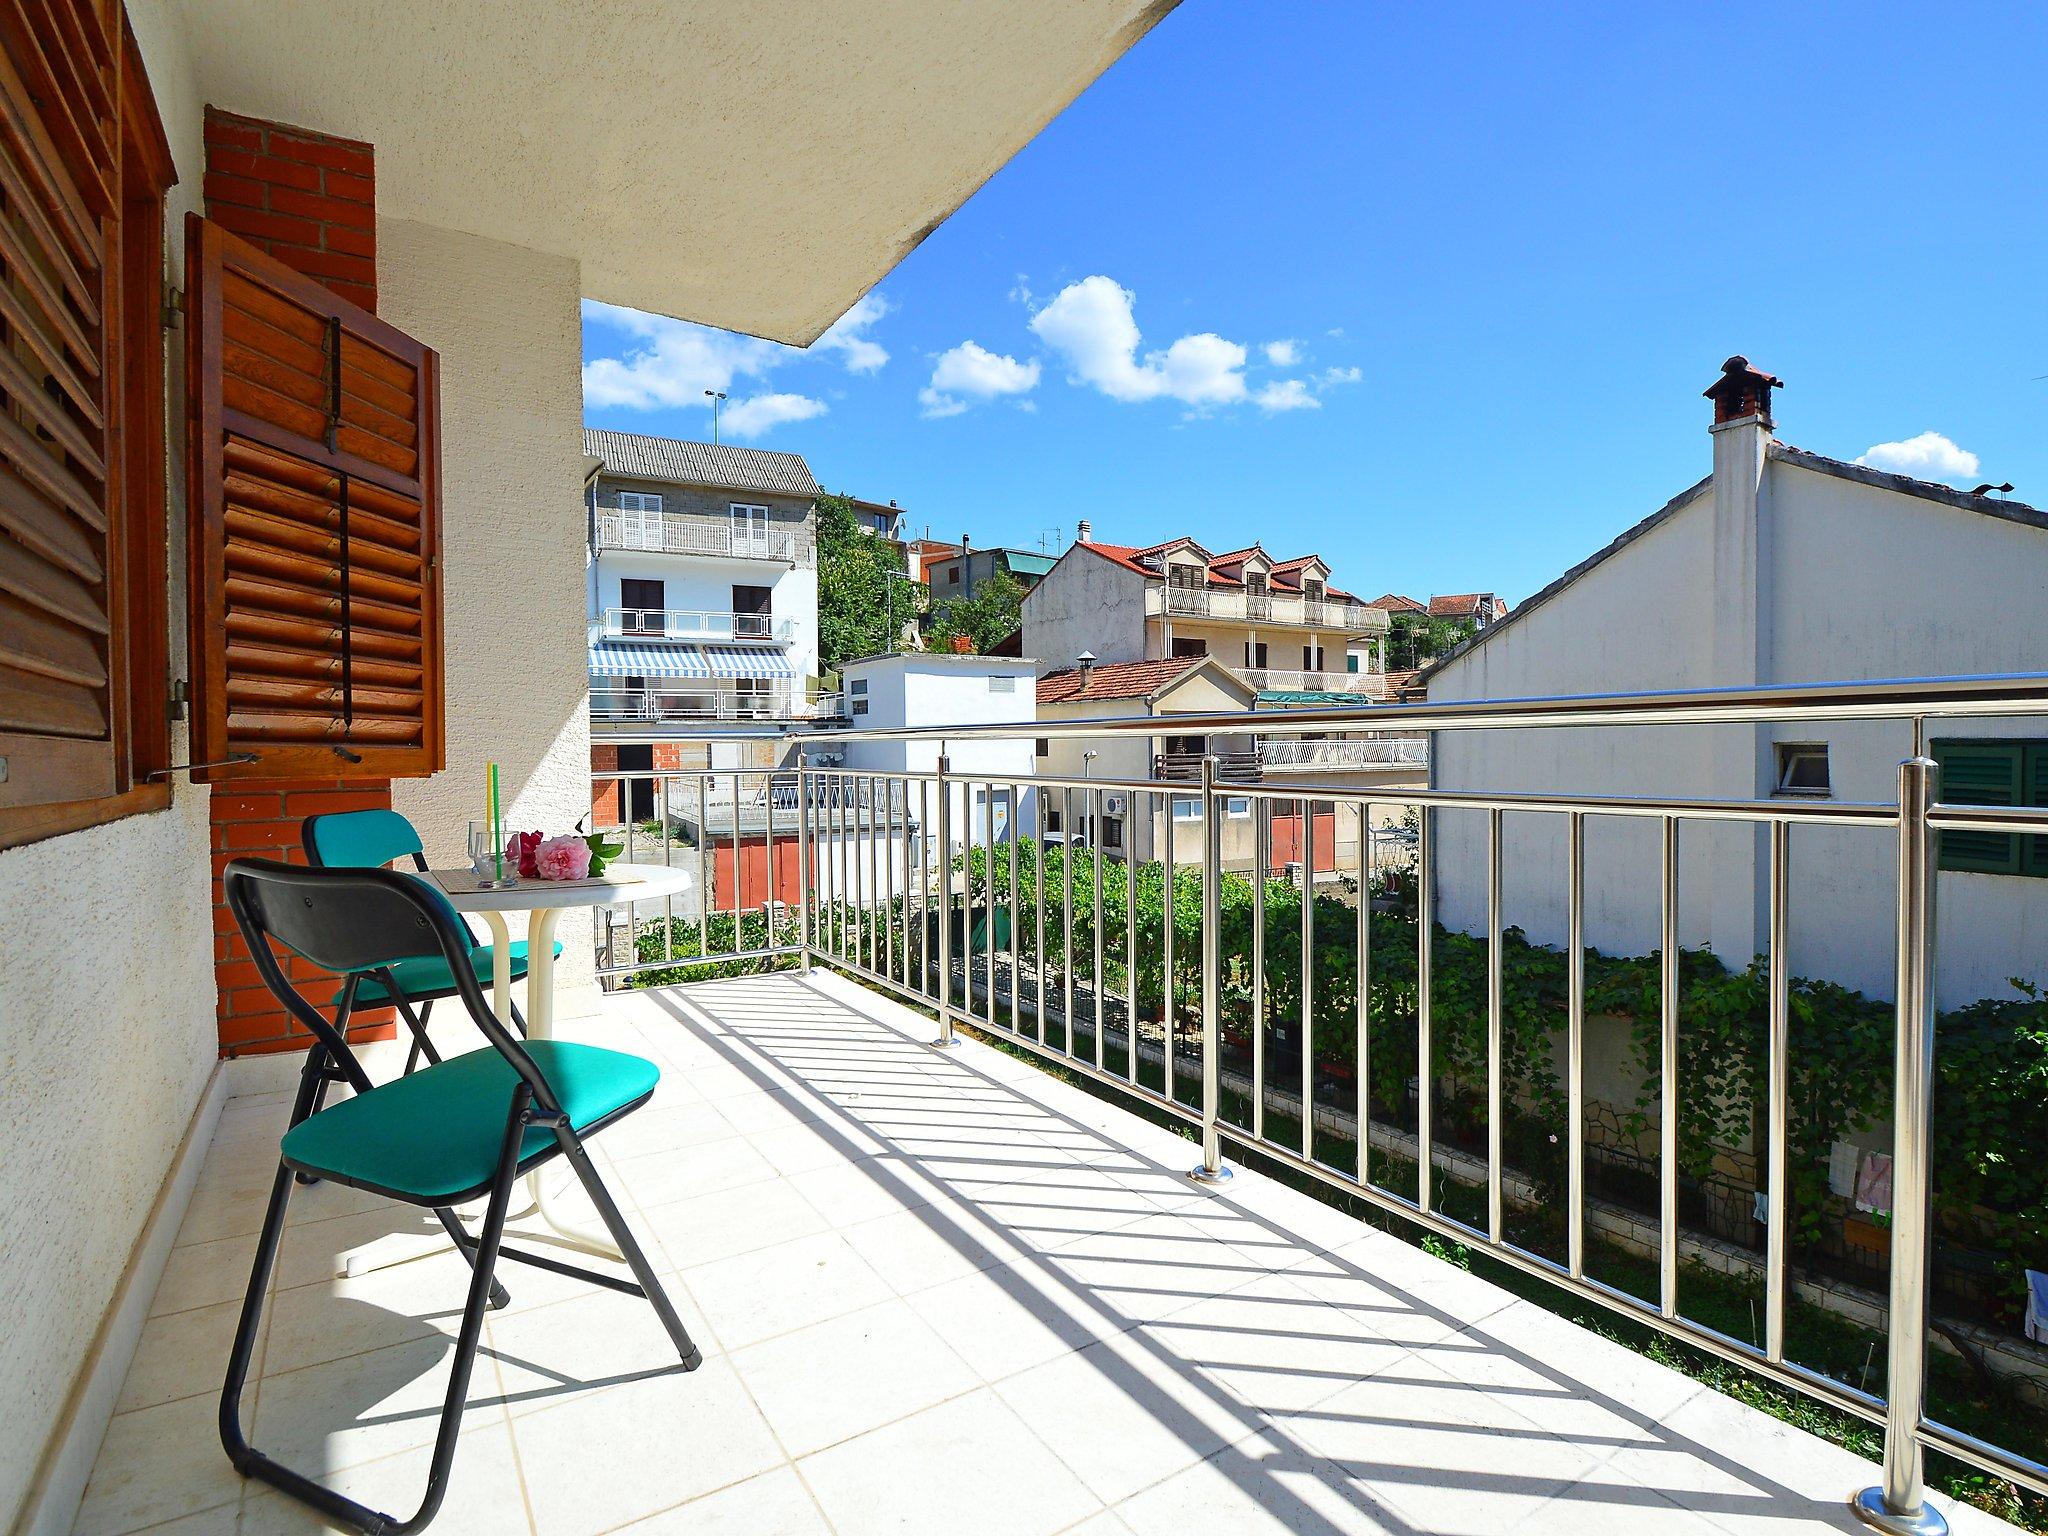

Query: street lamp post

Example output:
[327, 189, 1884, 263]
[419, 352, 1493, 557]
[704, 389, 727, 444]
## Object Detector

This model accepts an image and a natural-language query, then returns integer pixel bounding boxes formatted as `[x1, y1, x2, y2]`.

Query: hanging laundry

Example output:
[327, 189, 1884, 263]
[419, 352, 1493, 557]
[1828, 1141, 1860, 1199]
[2028, 1271, 2048, 1345]
[1854, 1151, 1893, 1215]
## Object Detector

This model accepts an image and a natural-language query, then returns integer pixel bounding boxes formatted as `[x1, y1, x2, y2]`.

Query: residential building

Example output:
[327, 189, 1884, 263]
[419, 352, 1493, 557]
[849, 495, 907, 545]
[1423, 357, 2048, 1005]
[1374, 591, 1509, 627]
[585, 429, 822, 734]
[833, 651, 1041, 855]
[1024, 522, 1392, 698]
[924, 538, 1060, 598]
[908, 536, 958, 583]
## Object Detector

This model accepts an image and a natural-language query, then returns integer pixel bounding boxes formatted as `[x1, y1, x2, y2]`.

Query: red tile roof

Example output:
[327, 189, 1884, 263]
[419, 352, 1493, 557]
[1074, 538, 1357, 600]
[1383, 668, 1424, 698]
[1370, 593, 1426, 614]
[1037, 655, 1203, 704]
[1428, 593, 1504, 618]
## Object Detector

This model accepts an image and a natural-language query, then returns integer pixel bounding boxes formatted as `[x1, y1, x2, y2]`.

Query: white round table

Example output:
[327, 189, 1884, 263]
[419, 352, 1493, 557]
[427, 861, 692, 1255]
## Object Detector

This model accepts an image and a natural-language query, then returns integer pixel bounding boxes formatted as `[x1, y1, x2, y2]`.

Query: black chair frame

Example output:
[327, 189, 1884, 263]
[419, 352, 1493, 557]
[220, 857, 702, 1535]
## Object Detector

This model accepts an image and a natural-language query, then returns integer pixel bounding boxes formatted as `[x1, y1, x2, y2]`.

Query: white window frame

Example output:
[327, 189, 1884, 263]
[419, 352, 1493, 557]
[1171, 797, 1202, 822]
[616, 490, 664, 513]
[1226, 796, 1252, 819]
[730, 502, 771, 555]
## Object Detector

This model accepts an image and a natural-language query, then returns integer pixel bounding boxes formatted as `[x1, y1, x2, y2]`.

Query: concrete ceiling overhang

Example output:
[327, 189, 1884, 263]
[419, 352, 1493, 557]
[177, 0, 1178, 344]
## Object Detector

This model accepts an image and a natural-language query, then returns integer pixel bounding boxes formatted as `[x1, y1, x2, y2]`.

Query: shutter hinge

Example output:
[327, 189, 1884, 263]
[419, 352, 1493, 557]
[169, 677, 189, 721]
[162, 282, 185, 331]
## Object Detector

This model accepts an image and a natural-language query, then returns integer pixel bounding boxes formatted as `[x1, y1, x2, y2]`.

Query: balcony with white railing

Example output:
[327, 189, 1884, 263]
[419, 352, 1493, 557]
[1240, 667, 1389, 697]
[595, 508, 809, 566]
[598, 607, 795, 643]
[1147, 584, 1390, 632]
[591, 684, 823, 724]
[1258, 735, 1428, 770]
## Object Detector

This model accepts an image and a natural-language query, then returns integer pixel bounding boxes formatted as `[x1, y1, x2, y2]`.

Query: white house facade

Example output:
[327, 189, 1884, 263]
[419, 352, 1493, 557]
[1422, 359, 2048, 1006]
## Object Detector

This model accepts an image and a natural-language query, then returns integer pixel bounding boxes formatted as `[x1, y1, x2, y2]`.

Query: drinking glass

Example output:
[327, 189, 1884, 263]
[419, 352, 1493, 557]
[469, 820, 513, 883]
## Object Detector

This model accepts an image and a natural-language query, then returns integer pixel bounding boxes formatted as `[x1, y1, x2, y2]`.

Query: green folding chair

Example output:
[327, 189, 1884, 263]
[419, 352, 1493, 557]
[219, 856, 701, 1534]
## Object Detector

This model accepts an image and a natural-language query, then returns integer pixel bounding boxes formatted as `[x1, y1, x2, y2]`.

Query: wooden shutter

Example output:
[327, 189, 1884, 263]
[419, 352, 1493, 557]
[2025, 744, 2048, 879]
[0, 0, 122, 810]
[1932, 740, 2022, 875]
[185, 215, 442, 781]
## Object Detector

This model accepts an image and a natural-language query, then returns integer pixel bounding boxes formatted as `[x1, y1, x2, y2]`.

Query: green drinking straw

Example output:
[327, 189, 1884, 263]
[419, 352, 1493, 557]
[490, 762, 502, 881]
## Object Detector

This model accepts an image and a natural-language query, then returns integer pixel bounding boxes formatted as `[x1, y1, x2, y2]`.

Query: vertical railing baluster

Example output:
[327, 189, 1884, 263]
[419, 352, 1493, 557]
[1567, 810, 1586, 1278]
[1163, 789, 1177, 1099]
[1253, 796, 1266, 1143]
[1009, 782, 1022, 1036]
[1092, 784, 1105, 1071]
[698, 776, 710, 959]
[1301, 796, 1314, 1162]
[1417, 804, 1434, 1214]
[1659, 813, 1680, 1320]
[1062, 785, 1075, 1055]
[1191, 755, 1231, 1185]
[765, 768, 777, 954]
[984, 782, 998, 1024]
[1766, 817, 1790, 1362]
[919, 777, 932, 997]
[1856, 756, 1942, 1536]
[933, 754, 957, 1047]
[901, 779, 913, 987]
[1356, 799, 1371, 1187]
[731, 769, 743, 951]
[1034, 790, 1048, 1045]
[1487, 805, 1504, 1243]
[1124, 800, 1138, 1082]
[797, 752, 813, 972]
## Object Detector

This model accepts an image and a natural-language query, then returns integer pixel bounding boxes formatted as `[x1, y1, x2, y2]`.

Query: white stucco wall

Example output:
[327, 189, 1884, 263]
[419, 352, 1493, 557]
[1428, 440, 2048, 1006]
[591, 548, 819, 703]
[0, 6, 217, 1523]
[1022, 548, 1148, 672]
[376, 220, 599, 1009]
[837, 655, 1039, 846]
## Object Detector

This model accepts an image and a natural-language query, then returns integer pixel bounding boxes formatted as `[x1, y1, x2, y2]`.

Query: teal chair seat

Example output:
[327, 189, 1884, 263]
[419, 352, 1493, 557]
[339, 938, 564, 1007]
[280, 1040, 660, 1205]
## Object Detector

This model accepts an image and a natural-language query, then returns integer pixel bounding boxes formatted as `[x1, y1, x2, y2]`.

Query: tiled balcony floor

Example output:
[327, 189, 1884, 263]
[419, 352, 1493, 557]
[77, 971, 2013, 1536]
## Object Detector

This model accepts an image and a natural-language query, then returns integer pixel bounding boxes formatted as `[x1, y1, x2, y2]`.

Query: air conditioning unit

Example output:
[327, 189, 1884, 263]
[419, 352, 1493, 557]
[1103, 793, 1126, 816]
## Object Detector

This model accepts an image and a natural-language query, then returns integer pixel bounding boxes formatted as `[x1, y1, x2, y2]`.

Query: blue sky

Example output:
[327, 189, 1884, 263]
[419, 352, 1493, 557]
[581, 3, 2048, 604]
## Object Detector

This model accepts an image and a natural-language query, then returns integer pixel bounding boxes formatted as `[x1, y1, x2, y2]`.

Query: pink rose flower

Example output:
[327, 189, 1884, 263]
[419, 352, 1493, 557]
[506, 830, 543, 879]
[534, 833, 593, 881]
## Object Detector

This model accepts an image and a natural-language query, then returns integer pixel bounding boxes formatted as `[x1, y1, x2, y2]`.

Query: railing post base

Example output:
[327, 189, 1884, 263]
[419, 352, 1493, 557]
[1851, 1486, 1947, 1536]
[1186, 1161, 1233, 1188]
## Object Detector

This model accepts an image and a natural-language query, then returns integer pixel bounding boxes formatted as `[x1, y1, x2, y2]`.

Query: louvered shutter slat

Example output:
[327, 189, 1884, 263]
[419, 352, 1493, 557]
[0, 0, 117, 811]
[187, 216, 442, 780]
[1934, 742, 2022, 874]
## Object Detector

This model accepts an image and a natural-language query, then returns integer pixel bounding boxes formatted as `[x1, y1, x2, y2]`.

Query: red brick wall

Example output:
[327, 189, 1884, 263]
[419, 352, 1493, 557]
[591, 744, 622, 826]
[205, 110, 395, 1055]
[202, 107, 376, 312]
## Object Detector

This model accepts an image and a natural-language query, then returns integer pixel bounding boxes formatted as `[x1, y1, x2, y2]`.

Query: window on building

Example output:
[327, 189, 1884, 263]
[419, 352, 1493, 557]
[1035, 738, 1050, 758]
[1303, 644, 1323, 671]
[1246, 641, 1268, 669]
[990, 675, 1017, 694]
[1347, 653, 1361, 674]
[1932, 739, 2048, 876]
[1164, 734, 1207, 756]
[730, 503, 770, 555]
[1226, 796, 1252, 819]
[946, 565, 960, 585]
[1171, 797, 1201, 821]
[1045, 804, 1062, 833]
[1102, 816, 1124, 851]
[732, 584, 773, 638]
[620, 578, 665, 634]
[1171, 638, 1206, 659]
[616, 490, 664, 513]
[851, 698, 869, 716]
[1773, 743, 1832, 798]
[849, 679, 868, 696]
[1303, 577, 1325, 603]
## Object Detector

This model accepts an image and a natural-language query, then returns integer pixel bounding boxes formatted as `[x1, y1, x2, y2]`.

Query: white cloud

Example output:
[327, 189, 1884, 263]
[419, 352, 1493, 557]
[1315, 365, 1362, 388]
[1854, 431, 1980, 484]
[581, 292, 890, 414]
[1030, 276, 1247, 408]
[581, 302, 784, 410]
[920, 340, 1041, 417]
[811, 293, 891, 373]
[721, 393, 827, 438]
[1255, 379, 1319, 413]
[1264, 339, 1301, 367]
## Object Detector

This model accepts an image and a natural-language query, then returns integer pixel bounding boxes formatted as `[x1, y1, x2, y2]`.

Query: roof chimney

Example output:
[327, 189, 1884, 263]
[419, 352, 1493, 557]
[1076, 650, 1096, 689]
[1703, 355, 1783, 430]
[960, 533, 972, 599]
[1076, 520, 1091, 543]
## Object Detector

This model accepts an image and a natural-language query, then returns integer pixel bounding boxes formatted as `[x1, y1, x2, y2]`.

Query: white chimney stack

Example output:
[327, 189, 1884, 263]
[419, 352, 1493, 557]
[1076, 520, 1092, 543]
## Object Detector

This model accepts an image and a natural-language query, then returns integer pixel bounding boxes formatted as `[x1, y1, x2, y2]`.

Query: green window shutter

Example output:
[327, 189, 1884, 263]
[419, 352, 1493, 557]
[2025, 745, 2048, 878]
[1932, 740, 2023, 874]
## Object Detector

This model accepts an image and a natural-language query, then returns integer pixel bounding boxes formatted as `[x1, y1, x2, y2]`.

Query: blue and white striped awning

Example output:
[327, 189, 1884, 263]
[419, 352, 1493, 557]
[588, 641, 705, 679]
[702, 645, 797, 679]
[589, 641, 798, 680]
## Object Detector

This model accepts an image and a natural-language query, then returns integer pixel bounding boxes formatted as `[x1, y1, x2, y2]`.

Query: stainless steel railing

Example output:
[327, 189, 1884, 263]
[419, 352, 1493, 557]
[591, 671, 2048, 1533]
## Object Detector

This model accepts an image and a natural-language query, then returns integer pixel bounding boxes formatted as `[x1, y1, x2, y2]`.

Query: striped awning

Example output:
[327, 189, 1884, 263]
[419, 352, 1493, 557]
[589, 641, 798, 680]
[588, 641, 706, 679]
[703, 645, 796, 679]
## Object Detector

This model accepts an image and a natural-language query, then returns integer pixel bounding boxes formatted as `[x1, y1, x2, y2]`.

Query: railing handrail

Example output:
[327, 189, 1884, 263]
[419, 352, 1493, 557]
[599, 606, 791, 641]
[787, 671, 2048, 744]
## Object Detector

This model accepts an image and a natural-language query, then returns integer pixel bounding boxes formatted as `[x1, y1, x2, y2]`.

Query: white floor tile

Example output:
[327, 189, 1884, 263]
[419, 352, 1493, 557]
[678, 1228, 892, 1350]
[613, 1466, 830, 1534]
